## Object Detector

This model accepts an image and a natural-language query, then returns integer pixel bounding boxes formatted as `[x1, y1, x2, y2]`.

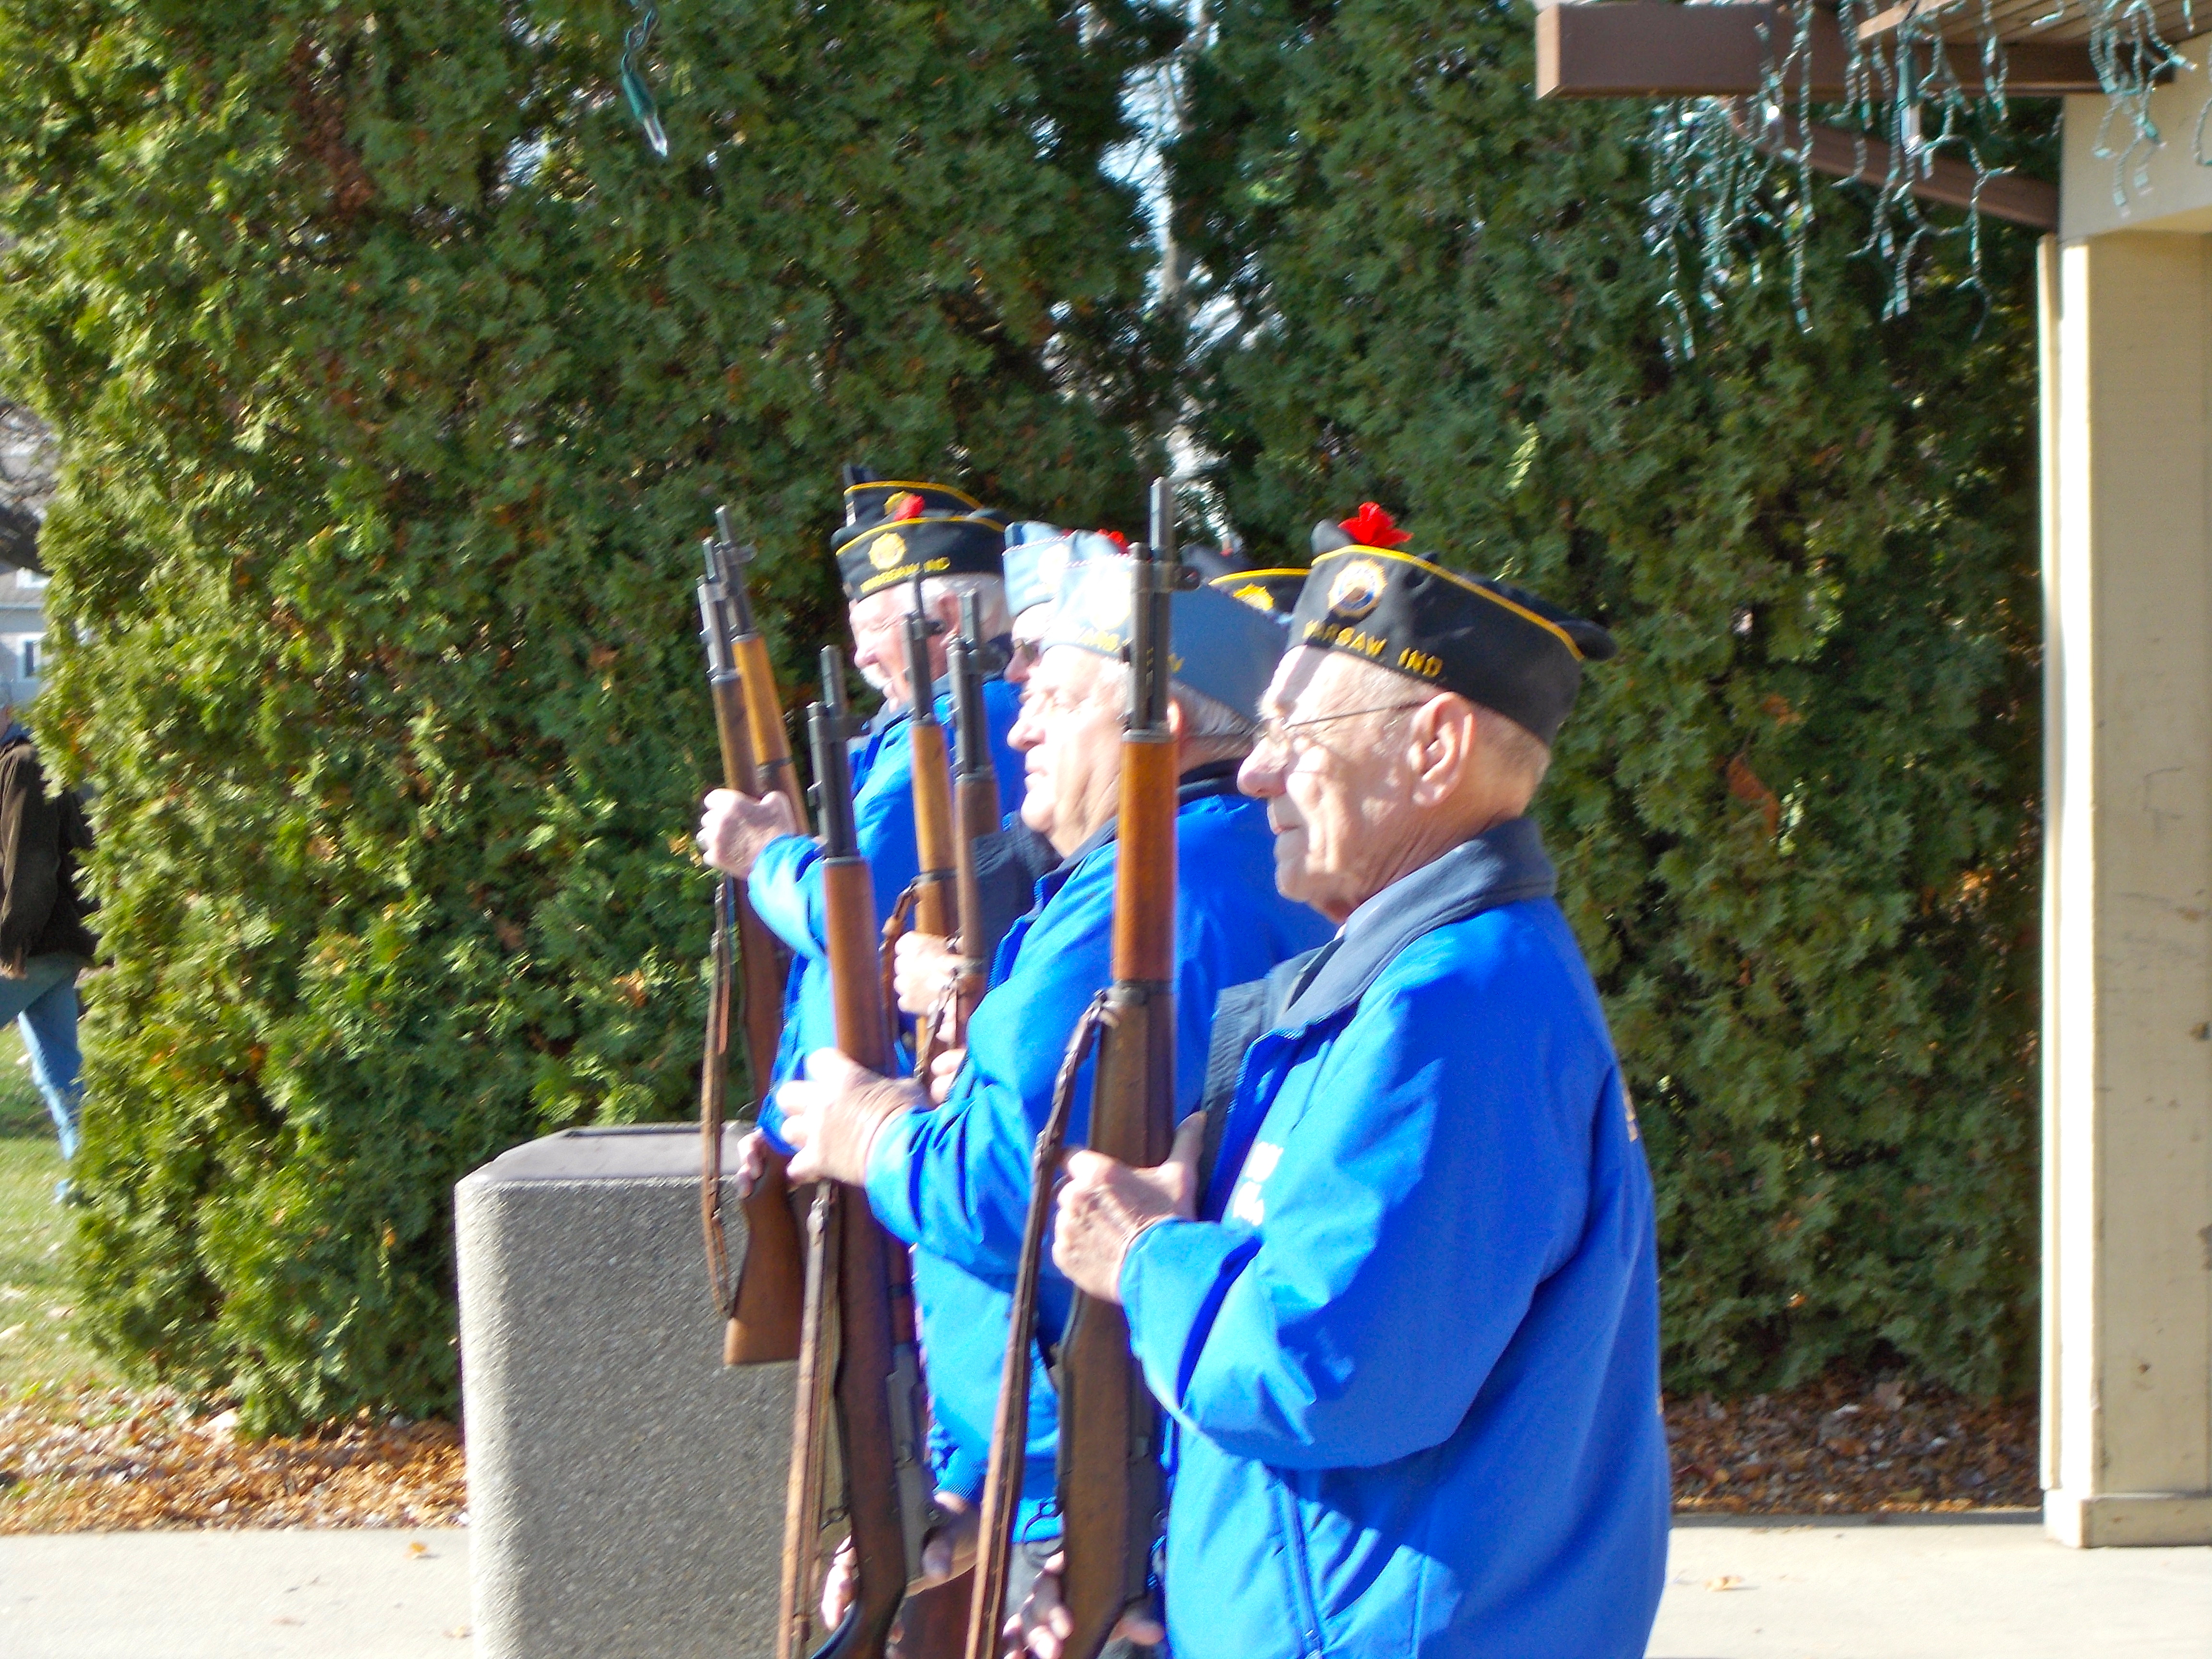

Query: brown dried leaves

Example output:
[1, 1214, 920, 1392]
[0, 1386, 464, 1533]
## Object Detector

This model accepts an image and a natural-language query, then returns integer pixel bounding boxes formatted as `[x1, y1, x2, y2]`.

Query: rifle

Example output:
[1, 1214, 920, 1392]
[881, 582, 961, 1074]
[968, 481, 1190, 1659]
[711, 506, 811, 829]
[778, 648, 946, 1659]
[697, 527, 806, 1368]
[943, 593, 998, 1046]
[902, 582, 959, 942]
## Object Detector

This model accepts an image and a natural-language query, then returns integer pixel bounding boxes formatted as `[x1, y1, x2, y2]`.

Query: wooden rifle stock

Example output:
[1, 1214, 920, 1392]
[778, 649, 947, 1659]
[901, 587, 959, 942]
[697, 555, 805, 1369]
[969, 481, 1190, 1659]
[882, 586, 960, 1077]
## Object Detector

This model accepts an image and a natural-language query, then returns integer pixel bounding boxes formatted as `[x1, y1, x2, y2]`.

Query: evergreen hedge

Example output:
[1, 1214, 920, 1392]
[1182, 0, 2042, 1397]
[0, 0, 2042, 1421]
[0, 0, 1167, 1428]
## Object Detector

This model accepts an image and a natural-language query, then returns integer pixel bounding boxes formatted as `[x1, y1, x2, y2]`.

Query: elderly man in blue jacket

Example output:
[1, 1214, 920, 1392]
[776, 552, 1333, 1633]
[698, 468, 1029, 1122]
[1045, 505, 1670, 1659]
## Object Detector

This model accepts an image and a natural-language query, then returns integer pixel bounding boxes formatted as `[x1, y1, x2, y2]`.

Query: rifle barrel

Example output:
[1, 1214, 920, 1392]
[972, 481, 1186, 1659]
[777, 656, 942, 1659]
[697, 571, 805, 1368]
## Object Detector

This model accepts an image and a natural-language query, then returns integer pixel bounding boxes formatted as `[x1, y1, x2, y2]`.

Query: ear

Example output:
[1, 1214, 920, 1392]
[1405, 693, 1476, 806]
[1164, 698, 1188, 740]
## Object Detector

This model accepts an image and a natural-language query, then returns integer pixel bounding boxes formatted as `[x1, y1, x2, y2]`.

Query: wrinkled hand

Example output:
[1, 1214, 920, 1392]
[926, 1046, 965, 1106]
[779, 1049, 925, 1186]
[728, 1128, 769, 1200]
[892, 931, 959, 1019]
[1050, 1113, 1205, 1304]
[698, 787, 799, 880]
[917, 1491, 976, 1586]
[816, 1492, 976, 1631]
[1011, 1551, 1165, 1659]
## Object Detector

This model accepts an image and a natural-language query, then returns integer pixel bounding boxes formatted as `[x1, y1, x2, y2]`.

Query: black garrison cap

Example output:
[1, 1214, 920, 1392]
[1289, 504, 1616, 747]
[1207, 565, 1310, 617]
[831, 464, 1009, 602]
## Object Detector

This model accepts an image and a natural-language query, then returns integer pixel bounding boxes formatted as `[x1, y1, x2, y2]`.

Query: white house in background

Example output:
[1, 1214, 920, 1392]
[0, 561, 46, 701]
[0, 395, 53, 704]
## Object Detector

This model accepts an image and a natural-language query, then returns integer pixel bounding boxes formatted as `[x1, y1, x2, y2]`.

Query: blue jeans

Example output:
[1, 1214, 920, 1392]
[0, 954, 83, 1160]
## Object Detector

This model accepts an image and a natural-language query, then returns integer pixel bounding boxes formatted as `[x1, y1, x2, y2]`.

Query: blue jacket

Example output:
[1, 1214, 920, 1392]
[865, 771, 1333, 1530]
[750, 674, 1026, 1142]
[1120, 819, 1669, 1659]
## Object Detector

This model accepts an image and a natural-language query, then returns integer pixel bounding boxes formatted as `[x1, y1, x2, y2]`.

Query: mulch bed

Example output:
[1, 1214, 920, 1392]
[0, 1385, 465, 1533]
[0, 1375, 2034, 1531]
[1667, 1376, 2039, 1514]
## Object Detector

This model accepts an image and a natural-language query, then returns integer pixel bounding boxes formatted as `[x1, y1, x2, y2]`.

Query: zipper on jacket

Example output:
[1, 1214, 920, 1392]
[1270, 1473, 1327, 1657]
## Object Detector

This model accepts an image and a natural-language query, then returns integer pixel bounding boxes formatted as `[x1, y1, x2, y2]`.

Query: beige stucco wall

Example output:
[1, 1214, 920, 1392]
[2040, 211, 2212, 1544]
[2061, 37, 2212, 239]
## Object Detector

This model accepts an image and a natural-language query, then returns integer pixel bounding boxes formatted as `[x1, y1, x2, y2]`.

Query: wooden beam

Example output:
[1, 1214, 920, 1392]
[1733, 104, 2059, 228]
[1535, 3, 2108, 99]
[1856, 0, 1969, 41]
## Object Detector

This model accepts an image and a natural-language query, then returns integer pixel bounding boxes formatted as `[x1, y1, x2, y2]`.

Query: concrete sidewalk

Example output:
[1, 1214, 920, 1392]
[1, 1528, 473, 1659]
[1652, 1514, 2210, 1658]
[1, 1515, 2205, 1657]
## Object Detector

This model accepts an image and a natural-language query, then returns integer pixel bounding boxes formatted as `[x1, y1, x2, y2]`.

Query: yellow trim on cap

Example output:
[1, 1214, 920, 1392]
[843, 478, 983, 510]
[1206, 568, 1309, 588]
[1312, 545, 1584, 661]
[842, 514, 1005, 558]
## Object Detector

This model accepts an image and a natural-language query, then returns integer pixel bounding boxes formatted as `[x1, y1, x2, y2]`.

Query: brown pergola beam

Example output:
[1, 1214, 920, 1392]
[1534, 2, 2109, 99]
[1732, 104, 2060, 228]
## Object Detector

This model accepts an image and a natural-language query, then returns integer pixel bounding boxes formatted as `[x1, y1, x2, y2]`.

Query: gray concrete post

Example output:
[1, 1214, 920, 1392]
[456, 1125, 793, 1657]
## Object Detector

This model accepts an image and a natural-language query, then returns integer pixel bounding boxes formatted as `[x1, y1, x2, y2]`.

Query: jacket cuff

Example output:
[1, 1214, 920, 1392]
[862, 1106, 924, 1247]
[1120, 1219, 1259, 1410]
[746, 834, 823, 956]
[754, 1093, 797, 1157]
[932, 1435, 988, 1505]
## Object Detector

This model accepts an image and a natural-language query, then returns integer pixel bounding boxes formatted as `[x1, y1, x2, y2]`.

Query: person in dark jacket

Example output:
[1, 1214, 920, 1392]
[1044, 507, 1669, 1659]
[0, 687, 97, 1190]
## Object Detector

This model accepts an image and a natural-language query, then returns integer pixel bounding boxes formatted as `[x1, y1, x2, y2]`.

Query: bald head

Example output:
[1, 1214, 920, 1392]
[1238, 648, 1551, 924]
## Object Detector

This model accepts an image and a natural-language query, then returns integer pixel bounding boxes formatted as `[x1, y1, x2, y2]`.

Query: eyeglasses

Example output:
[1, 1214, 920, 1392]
[1005, 638, 1045, 674]
[1018, 683, 1104, 724]
[1251, 701, 1425, 752]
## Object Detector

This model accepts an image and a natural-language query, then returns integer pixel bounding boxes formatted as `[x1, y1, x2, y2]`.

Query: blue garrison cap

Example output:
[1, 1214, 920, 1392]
[1042, 552, 1291, 718]
[1002, 523, 1128, 620]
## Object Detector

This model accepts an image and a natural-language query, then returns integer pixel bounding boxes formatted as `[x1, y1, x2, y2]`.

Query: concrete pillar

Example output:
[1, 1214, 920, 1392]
[456, 1125, 793, 1655]
[2040, 209, 2212, 1544]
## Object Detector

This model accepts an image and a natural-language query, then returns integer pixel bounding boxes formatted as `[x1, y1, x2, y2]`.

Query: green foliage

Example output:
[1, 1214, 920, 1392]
[0, 0, 2044, 1422]
[1180, 0, 2041, 1395]
[0, 0, 1168, 1428]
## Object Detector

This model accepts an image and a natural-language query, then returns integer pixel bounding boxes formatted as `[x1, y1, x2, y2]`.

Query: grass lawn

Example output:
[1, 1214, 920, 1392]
[0, 1022, 117, 1395]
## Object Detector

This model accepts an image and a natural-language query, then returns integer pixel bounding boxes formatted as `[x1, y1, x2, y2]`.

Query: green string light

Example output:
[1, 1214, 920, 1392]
[619, 1, 669, 158]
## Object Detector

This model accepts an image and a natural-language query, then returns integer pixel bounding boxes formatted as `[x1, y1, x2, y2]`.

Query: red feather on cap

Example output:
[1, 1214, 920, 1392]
[1098, 529, 1130, 550]
[1341, 502, 1410, 548]
[887, 491, 927, 521]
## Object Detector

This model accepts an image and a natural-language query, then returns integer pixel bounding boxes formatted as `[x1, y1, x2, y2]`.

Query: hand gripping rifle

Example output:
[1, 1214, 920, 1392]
[967, 480, 1193, 1659]
[778, 648, 946, 1659]
[698, 518, 808, 1367]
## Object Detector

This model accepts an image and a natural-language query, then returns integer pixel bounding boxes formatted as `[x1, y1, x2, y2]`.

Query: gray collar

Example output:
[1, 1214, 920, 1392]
[1277, 817, 1557, 1030]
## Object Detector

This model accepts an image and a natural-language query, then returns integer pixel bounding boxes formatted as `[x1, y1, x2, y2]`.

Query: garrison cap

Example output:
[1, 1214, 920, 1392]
[1043, 548, 1290, 718]
[1207, 565, 1310, 616]
[832, 464, 1009, 602]
[1001, 523, 1127, 620]
[1292, 504, 1615, 746]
